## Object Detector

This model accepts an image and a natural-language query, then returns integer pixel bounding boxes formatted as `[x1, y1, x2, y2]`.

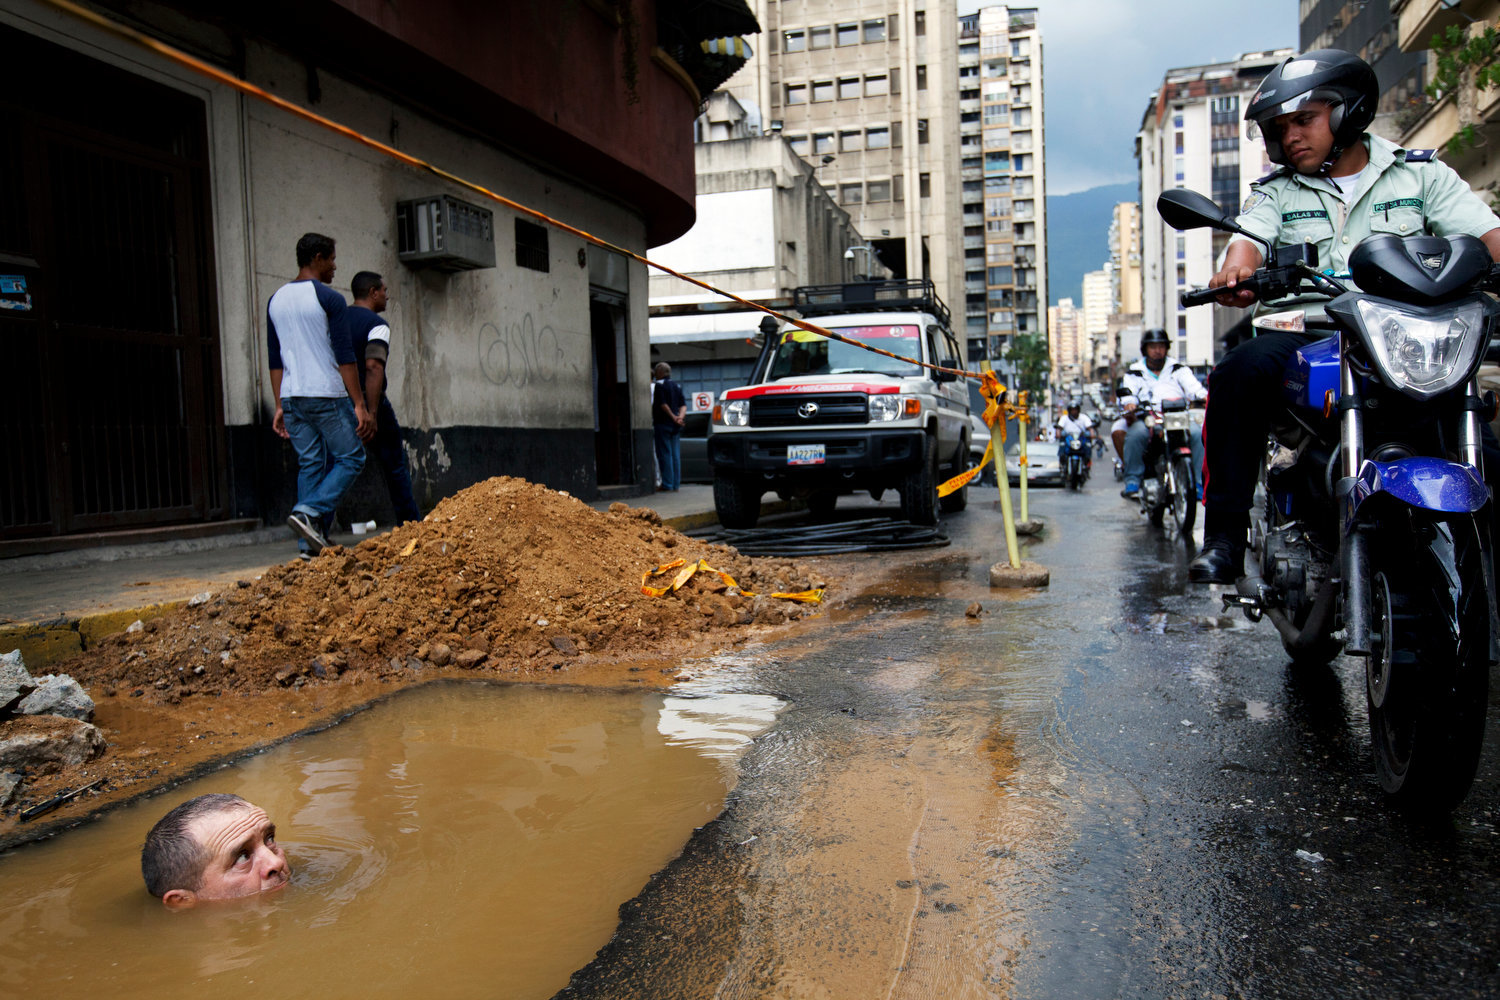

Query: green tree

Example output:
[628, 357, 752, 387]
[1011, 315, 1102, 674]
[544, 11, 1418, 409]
[1004, 334, 1051, 403]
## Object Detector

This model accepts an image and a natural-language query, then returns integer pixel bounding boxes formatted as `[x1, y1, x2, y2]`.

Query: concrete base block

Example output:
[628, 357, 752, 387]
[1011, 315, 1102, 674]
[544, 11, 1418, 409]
[1014, 519, 1044, 535]
[989, 560, 1050, 588]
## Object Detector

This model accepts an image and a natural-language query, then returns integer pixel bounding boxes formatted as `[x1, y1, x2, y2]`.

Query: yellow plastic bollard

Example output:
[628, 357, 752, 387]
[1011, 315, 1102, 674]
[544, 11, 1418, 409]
[993, 386, 1022, 569]
[1016, 390, 1030, 524]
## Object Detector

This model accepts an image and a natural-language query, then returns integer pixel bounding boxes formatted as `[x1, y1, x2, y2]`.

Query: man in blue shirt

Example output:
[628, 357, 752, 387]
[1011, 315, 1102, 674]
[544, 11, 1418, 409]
[268, 233, 375, 556]
[349, 270, 420, 524]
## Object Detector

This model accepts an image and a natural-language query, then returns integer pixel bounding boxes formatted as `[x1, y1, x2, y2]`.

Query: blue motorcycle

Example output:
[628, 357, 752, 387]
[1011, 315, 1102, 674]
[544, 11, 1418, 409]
[1060, 433, 1090, 491]
[1162, 188, 1499, 813]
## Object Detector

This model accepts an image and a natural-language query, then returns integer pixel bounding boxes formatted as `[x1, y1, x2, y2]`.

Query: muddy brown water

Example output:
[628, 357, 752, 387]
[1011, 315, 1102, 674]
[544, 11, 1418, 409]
[0, 682, 783, 999]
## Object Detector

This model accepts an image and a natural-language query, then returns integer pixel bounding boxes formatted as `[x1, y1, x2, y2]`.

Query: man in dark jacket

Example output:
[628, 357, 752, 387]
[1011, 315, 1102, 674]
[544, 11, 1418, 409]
[653, 362, 687, 491]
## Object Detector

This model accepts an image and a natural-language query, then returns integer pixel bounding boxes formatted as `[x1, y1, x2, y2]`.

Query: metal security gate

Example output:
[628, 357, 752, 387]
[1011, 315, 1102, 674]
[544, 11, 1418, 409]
[0, 30, 224, 540]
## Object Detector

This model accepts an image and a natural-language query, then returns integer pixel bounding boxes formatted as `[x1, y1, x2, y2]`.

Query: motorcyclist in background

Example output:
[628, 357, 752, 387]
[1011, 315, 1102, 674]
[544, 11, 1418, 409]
[1112, 328, 1206, 499]
[1191, 48, 1500, 583]
[1056, 399, 1095, 471]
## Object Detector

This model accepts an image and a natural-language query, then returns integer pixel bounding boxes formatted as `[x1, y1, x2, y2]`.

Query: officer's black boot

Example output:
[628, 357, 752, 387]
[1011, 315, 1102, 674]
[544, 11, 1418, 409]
[1189, 510, 1247, 584]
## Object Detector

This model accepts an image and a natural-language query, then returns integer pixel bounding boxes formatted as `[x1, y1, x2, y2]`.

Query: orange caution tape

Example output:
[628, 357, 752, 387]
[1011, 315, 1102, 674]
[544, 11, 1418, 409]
[641, 558, 825, 603]
[939, 371, 1005, 497]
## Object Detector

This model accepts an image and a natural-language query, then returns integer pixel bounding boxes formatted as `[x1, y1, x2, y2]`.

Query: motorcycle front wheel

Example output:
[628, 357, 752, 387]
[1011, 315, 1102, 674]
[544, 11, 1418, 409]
[1366, 516, 1491, 814]
[1169, 454, 1197, 536]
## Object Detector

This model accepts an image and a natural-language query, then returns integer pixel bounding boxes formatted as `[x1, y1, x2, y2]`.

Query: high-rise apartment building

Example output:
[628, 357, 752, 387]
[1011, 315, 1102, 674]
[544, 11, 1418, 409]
[727, 2, 962, 326]
[1137, 49, 1292, 367]
[1047, 297, 1080, 386]
[724, 2, 1044, 363]
[1300, 0, 1427, 138]
[959, 6, 1046, 361]
[1109, 201, 1143, 316]
[1080, 268, 1113, 379]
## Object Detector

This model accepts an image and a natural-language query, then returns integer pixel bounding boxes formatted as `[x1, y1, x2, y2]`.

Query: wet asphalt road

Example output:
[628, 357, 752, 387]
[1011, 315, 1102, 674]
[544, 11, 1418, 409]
[558, 482, 1500, 999]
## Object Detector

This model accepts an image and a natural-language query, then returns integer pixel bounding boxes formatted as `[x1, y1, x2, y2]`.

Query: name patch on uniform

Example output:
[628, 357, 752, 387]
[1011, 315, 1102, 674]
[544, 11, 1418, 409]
[1372, 197, 1423, 213]
[1281, 210, 1329, 222]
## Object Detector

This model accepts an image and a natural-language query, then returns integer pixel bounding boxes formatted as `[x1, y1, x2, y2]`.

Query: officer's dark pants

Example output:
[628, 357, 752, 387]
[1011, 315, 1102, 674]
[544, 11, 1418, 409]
[1202, 330, 1500, 543]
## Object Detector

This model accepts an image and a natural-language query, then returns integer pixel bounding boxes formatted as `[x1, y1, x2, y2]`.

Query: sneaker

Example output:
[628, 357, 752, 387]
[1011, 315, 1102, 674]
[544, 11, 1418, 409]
[287, 511, 329, 554]
[297, 551, 313, 562]
[1121, 480, 1140, 499]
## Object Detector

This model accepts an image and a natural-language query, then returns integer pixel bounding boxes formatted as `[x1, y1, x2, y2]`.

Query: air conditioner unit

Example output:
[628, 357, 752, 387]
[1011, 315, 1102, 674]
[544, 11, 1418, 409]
[395, 194, 496, 272]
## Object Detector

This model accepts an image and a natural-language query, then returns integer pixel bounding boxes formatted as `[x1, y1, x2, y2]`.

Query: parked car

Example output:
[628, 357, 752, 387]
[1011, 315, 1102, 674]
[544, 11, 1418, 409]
[1004, 439, 1063, 487]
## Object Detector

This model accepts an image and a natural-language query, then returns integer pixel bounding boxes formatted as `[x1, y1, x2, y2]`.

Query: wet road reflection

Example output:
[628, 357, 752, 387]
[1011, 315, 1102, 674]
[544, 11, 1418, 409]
[562, 485, 1500, 999]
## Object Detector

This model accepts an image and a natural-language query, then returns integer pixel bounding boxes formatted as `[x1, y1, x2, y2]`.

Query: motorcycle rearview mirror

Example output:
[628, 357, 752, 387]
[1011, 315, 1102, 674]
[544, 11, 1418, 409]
[1156, 189, 1271, 256]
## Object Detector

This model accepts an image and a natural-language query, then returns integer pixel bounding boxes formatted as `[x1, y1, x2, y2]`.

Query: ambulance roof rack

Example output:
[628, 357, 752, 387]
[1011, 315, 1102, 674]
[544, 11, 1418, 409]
[792, 279, 951, 328]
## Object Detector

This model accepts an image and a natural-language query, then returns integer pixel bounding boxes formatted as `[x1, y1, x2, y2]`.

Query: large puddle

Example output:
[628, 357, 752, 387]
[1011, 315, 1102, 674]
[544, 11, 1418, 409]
[0, 682, 782, 999]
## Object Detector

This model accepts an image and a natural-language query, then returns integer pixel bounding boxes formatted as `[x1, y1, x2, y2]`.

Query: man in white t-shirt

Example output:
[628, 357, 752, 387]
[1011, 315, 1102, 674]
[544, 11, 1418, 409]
[1055, 400, 1095, 470]
[267, 232, 375, 557]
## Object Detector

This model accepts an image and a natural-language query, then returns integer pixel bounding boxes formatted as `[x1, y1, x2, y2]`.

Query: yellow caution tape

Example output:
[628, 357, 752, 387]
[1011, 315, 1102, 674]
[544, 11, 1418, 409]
[939, 370, 1004, 498]
[641, 558, 824, 603]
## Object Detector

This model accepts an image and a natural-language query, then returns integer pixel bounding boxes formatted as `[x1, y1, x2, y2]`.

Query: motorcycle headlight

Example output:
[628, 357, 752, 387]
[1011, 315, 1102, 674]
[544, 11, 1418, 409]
[1353, 298, 1488, 400]
[869, 394, 907, 421]
[720, 398, 750, 426]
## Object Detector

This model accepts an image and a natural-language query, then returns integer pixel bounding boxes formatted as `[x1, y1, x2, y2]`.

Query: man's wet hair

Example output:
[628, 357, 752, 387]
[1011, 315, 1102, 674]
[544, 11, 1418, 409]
[295, 232, 336, 269]
[351, 271, 383, 300]
[141, 793, 249, 897]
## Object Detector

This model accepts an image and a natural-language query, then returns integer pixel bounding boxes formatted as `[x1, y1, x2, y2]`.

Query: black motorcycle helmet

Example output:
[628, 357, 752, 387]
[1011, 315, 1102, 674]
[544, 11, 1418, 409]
[1140, 328, 1171, 354]
[1244, 49, 1377, 169]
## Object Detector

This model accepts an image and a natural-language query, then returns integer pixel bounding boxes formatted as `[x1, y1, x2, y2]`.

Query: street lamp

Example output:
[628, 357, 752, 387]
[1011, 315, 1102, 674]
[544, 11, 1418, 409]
[843, 244, 876, 281]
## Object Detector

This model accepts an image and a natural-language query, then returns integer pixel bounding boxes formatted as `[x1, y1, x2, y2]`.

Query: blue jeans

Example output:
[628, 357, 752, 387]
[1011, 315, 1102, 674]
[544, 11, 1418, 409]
[283, 396, 365, 545]
[1123, 418, 1202, 489]
[654, 424, 681, 491]
[372, 397, 421, 523]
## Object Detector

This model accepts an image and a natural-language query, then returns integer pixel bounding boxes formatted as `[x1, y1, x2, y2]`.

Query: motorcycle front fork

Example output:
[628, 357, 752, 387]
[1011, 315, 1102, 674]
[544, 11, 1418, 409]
[1336, 333, 1486, 656]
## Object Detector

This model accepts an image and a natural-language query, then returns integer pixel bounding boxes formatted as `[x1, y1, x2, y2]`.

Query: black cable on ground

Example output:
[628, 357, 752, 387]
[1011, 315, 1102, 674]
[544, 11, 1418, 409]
[688, 517, 950, 557]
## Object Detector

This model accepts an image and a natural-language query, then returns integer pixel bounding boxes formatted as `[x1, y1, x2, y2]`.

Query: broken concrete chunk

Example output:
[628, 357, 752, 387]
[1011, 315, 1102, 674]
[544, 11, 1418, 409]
[0, 771, 21, 807]
[1, 655, 37, 715]
[18, 675, 95, 721]
[0, 718, 106, 773]
[188, 591, 213, 607]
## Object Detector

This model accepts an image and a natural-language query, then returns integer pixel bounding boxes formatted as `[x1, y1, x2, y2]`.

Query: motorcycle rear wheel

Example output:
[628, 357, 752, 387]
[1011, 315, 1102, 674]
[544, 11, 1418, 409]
[1366, 517, 1490, 813]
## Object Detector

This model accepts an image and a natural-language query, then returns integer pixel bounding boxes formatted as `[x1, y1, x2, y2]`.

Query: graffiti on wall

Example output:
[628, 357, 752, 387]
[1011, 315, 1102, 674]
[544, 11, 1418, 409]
[478, 313, 565, 387]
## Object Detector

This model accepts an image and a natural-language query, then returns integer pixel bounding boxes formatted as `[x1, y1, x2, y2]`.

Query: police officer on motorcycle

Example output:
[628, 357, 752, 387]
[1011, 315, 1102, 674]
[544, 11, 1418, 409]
[1056, 399, 1095, 471]
[1112, 328, 1206, 499]
[1191, 48, 1500, 583]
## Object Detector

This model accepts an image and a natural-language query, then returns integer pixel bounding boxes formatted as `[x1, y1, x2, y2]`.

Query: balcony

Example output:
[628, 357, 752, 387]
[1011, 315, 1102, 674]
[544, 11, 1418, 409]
[960, 99, 981, 114]
[964, 235, 985, 250]
[961, 166, 983, 181]
[1395, 0, 1489, 53]
[963, 213, 984, 226]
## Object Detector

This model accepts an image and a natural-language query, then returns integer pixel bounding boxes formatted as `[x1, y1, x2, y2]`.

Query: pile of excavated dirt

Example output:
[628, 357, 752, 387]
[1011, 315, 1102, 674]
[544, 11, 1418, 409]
[1, 478, 831, 841]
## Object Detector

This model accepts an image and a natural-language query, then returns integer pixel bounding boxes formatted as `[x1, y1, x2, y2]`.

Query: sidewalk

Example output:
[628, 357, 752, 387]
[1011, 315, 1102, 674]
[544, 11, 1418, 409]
[0, 485, 732, 670]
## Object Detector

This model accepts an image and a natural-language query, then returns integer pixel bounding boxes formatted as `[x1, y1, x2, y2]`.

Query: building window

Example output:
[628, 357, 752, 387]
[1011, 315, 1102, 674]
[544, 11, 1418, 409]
[1173, 110, 1184, 129]
[867, 179, 891, 202]
[914, 10, 925, 35]
[893, 174, 903, 201]
[864, 18, 886, 42]
[839, 76, 861, 99]
[809, 24, 831, 49]
[813, 132, 835, 154]
[986, 197, 1011, 217]
[516, 219, 549, 272]
[785, 83, 806, 105]
[840, 182, 863, 204]
[840, 129, 863, 151]
[987, 266, 1013, 285]
[985, 176, 1010, 193]
[920, 172, 931, 198]
[787, 134, 808, 155]
[783, 29, 805, 53]
[1174, 155, 1185, 182]
[916, 65, 927, 90]
[812, 79, 834, 102]
[865, 74, 888, 97]
[985, 151, 1010, 172]
[1176, 235, 1186, 260]
[866, 125, 890, 149]
[1174, 131, 1184, 154]
[983, 105, 1007, 125]
[836, 22, 859, 45]
[917, 119, 929, 144]
[1176, 263, 1186, 286]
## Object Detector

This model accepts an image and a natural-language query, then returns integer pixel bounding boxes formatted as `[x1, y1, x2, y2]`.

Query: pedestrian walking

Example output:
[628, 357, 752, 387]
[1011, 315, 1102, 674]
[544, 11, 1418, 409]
[348, 270, 421, 524]
[652, 362, 686, 491]
[269, 232, 375, 556]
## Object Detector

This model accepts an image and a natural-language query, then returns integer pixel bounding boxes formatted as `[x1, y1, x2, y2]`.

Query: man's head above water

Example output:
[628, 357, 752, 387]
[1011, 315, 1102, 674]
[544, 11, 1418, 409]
[141, 793, 290, 908]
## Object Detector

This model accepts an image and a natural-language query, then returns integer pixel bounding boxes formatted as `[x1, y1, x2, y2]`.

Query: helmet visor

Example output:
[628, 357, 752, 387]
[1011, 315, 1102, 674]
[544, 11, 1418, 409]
[1246, 93, 1336, 140]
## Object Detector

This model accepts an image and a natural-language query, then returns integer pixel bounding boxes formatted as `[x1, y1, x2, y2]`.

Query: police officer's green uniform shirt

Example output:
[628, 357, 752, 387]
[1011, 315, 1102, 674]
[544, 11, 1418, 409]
[1229, 133, 1500, 278]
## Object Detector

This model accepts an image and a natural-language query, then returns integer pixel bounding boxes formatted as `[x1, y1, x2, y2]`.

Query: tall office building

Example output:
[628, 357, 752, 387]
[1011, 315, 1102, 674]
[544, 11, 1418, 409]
[725, 3, 1044, 362]
[1137, 49, 1292, 367]
[1080, 268, 1113, 380]
[1047, 297, 1080, 381]
[1109, 201, 1143, 316]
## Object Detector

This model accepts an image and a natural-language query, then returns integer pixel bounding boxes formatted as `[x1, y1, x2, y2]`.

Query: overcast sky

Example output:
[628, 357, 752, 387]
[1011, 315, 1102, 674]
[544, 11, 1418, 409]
[958, 1, 1300, 194]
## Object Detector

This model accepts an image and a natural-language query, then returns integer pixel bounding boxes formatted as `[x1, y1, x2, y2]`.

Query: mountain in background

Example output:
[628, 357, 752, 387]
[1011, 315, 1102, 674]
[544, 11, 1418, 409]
[1044, 182, 1137, 307]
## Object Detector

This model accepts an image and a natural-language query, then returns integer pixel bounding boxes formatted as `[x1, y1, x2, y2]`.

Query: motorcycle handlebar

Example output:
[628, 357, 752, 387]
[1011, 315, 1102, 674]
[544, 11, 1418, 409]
[1179, 285, 1223, 307]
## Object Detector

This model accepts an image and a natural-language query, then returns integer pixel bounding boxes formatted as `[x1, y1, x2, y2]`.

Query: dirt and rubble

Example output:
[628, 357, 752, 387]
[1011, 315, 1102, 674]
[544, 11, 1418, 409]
[0, 477, 833, 846]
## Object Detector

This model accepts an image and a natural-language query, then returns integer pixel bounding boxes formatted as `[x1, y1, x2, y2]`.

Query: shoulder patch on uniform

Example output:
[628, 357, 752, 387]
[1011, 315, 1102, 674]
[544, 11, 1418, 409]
[1404, 148, 1436, 162]
[1241, 191, 1268, 214]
